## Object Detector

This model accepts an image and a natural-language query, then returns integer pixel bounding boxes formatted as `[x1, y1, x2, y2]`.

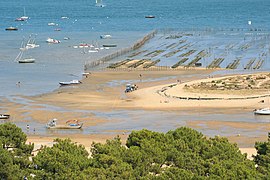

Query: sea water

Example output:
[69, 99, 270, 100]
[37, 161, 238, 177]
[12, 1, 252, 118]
[1, 0, 270, 98]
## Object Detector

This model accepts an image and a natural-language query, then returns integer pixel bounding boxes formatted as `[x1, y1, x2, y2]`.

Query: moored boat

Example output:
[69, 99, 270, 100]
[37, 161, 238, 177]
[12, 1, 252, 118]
[5, 27, 18, 31]
[22, 34, 40, 50]
[18, 58, 35, 63]
[15, 48, 35, 64]
[46, 37, 61, 44]
[46, 118, 83, 129]
[0, 114, 10, 119]
[15, 17, 25, 21]
[15, 8, 29, 21]
[145, 15, 155, 18]
[95, 0, 106, 7]
[254, 108, 270, 115]
[59, 79, 82, 86]
[102, 44, 117, 47]
[48, 22, 57, 26]
[100, 34, 112, 39]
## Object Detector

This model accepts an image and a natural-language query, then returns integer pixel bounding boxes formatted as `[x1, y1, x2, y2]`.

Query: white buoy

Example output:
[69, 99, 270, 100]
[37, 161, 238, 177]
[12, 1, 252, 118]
[248, 20, 252, 25]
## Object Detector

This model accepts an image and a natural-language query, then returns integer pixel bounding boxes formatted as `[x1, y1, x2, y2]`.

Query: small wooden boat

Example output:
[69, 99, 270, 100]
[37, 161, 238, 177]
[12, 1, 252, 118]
[5, 27, 18, 31]
[254, 108, 270, 115]
[59, 79, 82, 86]
[46, 119, 83, 129]
[0, 114, 10, 119]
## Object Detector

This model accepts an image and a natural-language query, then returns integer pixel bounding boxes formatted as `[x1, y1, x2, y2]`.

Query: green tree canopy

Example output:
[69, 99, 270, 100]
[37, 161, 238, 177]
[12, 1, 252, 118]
[0, 123, 33, 179]
[1, 123, 268, 179]
[254, 132, 270, 179]
[33, 138, 90, 179]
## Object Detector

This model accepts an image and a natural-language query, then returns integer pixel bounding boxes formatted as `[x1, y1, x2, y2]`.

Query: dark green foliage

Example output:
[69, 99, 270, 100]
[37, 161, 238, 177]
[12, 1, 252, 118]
[1, 123, 269, 179]
[33, 138, 90, 179]
[0, 123, 33, 179]
[254, 132, 270, 179]
[0, 123, 27, 149]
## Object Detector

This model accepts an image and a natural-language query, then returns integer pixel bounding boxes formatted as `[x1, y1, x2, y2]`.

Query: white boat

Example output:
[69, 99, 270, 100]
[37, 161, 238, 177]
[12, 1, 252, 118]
[48, 22, 57, 26]
[145, 15, 155, 18]
[78, 43, 93, 48]
[15, 49, 35, 64]
[23, 34, 40, 49]
[88, 49, 99, 53]
[0, 114, 10, 119]
[46, 37, 61, 44]
[46, 118, 83, 129]
[82, 72, 91, 76]
[20, 16, 29, 20]
[15, 17, 25, 21]
[100, 34, 112, 39]
[18, 58, 35, 63]
[96, 0, 106, 7]
[16, 7, 29, 21]
[254, 108, 270, 115]
[59, 79, 82, 86]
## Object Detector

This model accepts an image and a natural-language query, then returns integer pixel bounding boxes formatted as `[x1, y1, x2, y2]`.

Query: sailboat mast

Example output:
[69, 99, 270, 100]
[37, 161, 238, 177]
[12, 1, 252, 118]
[15, 51, 23, 62]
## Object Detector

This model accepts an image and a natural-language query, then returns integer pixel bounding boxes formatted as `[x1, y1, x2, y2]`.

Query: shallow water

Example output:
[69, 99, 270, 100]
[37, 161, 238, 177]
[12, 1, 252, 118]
[4, 109, 269, 141]
[1, 0, 270, 98]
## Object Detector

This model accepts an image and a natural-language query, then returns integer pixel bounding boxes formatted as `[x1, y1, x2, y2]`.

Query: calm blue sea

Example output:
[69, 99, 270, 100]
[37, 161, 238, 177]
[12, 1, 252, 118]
[1, 0, 270, 98]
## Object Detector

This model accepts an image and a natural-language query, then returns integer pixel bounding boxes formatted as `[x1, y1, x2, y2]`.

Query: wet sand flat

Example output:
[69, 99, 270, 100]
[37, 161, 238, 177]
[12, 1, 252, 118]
[1, 69, 270, 149]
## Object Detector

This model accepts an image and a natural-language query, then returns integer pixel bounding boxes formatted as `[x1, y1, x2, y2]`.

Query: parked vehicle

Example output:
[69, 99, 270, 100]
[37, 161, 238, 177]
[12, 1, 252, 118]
[125, 84, 138, 93]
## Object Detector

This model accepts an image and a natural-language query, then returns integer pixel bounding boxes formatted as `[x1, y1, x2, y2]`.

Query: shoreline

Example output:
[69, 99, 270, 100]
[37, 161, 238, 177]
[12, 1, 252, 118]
[1, 69, 269, 149]
[26, 134, 258, 159]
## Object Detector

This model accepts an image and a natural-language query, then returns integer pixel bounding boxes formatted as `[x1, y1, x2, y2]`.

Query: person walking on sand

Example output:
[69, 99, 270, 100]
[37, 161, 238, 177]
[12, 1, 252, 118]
[16, 81, 21, 87]
[139, 74, 142, 82]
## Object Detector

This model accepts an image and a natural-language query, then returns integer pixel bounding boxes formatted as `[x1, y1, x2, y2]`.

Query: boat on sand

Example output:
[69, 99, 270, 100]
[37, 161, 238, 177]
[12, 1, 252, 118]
[46, 119, 83, 129]
[254, 108, 270, 115]
[59, 79, 82, 86]
[0, 114, 10, 119]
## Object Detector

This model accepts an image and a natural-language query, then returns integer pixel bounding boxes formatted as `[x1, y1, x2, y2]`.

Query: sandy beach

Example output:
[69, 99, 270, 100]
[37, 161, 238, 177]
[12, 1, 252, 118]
[26, 134, 257, 160]
[1, 68, 269, 154]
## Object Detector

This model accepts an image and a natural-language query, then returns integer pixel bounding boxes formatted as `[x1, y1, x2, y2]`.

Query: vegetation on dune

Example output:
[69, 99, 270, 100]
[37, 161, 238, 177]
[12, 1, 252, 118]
[0, 123, 270, 179]
[185, 73, 270, 93]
